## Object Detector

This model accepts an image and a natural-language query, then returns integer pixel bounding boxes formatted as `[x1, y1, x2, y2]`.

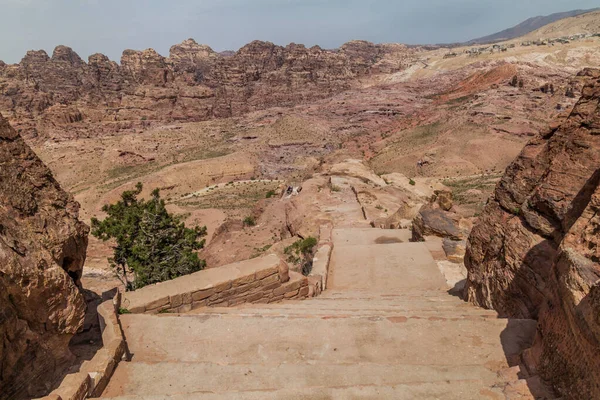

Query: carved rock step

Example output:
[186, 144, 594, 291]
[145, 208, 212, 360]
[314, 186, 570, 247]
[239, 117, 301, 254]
[332, 227, 412, 246]
[183, 297, 500, 318]
[101, 361, 505, 398]
[328, 242, 448, 292]
[113, 314, 536, 366]
[102, 382, 504, 400]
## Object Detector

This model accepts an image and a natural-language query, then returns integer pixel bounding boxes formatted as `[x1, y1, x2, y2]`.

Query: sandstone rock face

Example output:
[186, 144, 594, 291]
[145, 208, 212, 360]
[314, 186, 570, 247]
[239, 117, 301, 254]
[0, 40, 416, 139]
[0, 114, 89, 399]
[464, 68, 600, 398]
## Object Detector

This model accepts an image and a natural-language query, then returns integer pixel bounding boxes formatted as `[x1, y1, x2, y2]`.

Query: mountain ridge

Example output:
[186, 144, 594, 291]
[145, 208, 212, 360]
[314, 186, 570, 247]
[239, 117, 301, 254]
[466, 8, 600, 45]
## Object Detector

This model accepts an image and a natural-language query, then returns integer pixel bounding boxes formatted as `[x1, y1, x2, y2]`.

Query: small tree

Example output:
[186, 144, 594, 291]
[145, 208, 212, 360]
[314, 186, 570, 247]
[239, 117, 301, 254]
[91, 183, 207, 291]
[510, 75, 518, 87]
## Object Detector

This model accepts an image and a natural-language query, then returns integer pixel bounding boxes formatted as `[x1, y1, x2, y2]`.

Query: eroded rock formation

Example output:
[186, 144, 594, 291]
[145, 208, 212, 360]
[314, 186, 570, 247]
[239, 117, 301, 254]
[464, 68, 600, 398]
[0, 39, 417, 139]
[0, 114, 89, 399]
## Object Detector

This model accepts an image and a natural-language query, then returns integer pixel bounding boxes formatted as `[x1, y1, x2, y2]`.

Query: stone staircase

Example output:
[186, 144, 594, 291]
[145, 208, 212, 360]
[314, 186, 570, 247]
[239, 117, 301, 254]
[100, 227, 544, 399]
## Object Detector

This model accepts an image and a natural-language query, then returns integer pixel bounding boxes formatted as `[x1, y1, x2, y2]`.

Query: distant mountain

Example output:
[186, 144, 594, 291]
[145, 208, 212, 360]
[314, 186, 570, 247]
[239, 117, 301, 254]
[467, 8, 600, 45]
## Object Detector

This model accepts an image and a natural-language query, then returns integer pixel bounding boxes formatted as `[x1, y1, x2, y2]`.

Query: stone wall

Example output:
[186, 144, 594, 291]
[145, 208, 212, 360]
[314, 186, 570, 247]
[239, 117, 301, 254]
[309, 224, 334, 293]
[122, 254, 312, 314]
[35, 293, 127, 400]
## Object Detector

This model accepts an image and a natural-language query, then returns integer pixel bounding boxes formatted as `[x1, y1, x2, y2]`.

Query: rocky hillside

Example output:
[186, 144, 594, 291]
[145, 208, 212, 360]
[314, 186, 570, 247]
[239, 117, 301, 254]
[0, 114, 89, 399]
[464, 68, 600, 398]
[467, 8, 599, 44]
[0, 39, 416, 140]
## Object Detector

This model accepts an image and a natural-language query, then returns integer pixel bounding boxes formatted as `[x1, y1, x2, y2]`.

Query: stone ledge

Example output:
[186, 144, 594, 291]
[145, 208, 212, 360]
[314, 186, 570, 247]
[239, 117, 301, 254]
[35, 293, 127, 400]
[121, 254, 313, 314]
[309, 223, 334, 293]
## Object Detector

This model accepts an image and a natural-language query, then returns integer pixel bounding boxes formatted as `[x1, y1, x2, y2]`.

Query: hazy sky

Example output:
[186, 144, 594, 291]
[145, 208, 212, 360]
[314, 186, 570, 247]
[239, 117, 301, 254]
[0, 0, 598, 63]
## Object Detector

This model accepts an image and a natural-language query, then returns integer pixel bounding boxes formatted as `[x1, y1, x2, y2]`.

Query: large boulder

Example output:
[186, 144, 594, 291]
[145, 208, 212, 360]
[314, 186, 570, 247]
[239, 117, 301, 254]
[463, 68, 600, 398]
[0, 114, 89, 399]
[412, 203, 463, 241]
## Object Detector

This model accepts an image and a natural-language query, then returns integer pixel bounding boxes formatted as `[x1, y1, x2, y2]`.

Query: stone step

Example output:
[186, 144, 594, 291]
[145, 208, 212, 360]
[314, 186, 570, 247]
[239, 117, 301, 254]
[328, 242, 448, 292]
[118, 314, 536, 366]
[320, 289, 468, 300]
[183, 308, 498, 320]
[183, 295, 499, 318]
[332, 228, 412, 246]
[102, 381, 504, 399]
[101, 361, 504, 398]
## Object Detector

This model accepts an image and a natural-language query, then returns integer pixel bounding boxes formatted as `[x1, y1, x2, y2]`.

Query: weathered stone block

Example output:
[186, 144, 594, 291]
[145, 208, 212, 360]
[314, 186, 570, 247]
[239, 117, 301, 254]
[129, 305, 145, 314]
[284, 289, 300, 298]
[298, 286, 310, 297]
[235, 280, 261, 295]
[229, 296, 248, 307]
[245, 292, 264, 303]
[268, 295, 284, 303]
[233, 273, 256, 287]
[51, 372, 90, 400]
[260, 274, 280, 286]
[208, 299, 229, 307]
[145, 296, 170, 311]
[262, 281, 282, 291]
[191, 299, 208, 310]
[182, 292, 193, 304]
[278, 262, 290, 283]
[255, 265, 278, 280]
[274, 277, 305, 296]
[106, 339, 125, 362]
[273, 285, 289, 297]
[178, 303, 193, 313]
[319, 223, 333, 244]
[170, 293, 183, 308]
[214, 281, 233, 292]
[192, 288, 216, 301]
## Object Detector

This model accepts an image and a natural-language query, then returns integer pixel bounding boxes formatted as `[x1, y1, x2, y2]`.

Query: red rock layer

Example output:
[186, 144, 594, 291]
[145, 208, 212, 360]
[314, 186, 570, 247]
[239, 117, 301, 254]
[0, 114, 89, 399]
[0, 39, 416, 139]
[464, 68, 600, 398]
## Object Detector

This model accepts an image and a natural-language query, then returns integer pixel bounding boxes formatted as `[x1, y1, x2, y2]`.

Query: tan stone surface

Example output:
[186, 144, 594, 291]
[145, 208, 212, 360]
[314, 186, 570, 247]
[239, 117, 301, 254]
[102, 224, 539, 398]
[122, 254, 283, 312]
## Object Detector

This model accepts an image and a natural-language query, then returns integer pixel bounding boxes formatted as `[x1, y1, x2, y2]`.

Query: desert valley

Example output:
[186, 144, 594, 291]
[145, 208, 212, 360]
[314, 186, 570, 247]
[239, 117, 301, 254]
[1, 6, 600, 400]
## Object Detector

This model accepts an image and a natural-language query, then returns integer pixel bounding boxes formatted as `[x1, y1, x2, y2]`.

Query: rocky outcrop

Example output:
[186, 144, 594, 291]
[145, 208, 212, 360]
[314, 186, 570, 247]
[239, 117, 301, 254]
[0, 40, 417, 139]
[412, 190, 466, 243]
[464, 68, 600, 398]
[0, 114, 89, 399]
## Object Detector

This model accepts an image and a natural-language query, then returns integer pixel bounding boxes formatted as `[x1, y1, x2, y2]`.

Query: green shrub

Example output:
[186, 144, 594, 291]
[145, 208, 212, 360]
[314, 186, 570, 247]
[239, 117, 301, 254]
[91, 183, 207, 291]
[331, 185, 342, 192]
[266, 190, 277, 198]
[284, 237, 318, 276]
[244, 216, 256, 227]
[409, 179, 416, 186]
[118, 307, 131, 315]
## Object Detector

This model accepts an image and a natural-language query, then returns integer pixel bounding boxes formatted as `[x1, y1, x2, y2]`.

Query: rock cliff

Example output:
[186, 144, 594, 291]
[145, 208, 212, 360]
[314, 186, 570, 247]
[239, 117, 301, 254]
[0, 39, 416, 139]
[0, 114, 89, 399]
[464, 68, 600, 397]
